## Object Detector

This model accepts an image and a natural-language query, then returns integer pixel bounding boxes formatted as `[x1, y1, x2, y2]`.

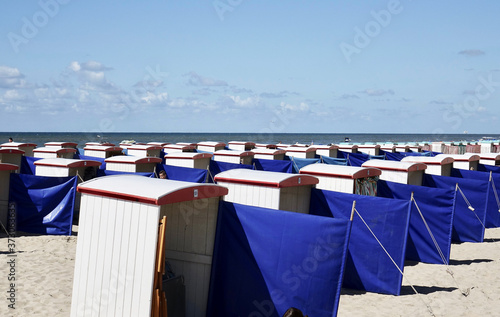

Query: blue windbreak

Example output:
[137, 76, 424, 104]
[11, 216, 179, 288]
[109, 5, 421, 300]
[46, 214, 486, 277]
[253, 158, 293, 173]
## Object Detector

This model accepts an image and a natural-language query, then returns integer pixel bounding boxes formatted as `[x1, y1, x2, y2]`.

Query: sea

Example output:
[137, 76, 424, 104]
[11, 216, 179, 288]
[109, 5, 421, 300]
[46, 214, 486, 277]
[0, 132, 497, 148]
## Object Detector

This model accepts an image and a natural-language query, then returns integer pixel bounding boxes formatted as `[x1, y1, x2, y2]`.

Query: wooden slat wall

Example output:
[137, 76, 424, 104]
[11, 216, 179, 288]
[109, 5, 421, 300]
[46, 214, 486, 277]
[106, 163, 136, 173]
[314, 175, 355, 194]
[35, 166, 70, 177]
[71, 194, 160, 317]
[279, 186, 312, 213]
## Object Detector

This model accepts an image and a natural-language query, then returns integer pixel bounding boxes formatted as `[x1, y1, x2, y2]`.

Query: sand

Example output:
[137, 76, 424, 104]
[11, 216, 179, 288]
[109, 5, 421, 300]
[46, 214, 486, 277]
[0, 226, 498, 317]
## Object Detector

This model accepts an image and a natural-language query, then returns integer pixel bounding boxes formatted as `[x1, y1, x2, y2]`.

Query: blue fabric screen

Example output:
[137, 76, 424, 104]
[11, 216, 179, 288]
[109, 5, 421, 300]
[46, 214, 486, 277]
[477, 164, 500, 174]
[19, 156, 41, 175]
[377, 180, 455, 264]
[423, 174, 487, 242]
[337, 151, 371, 167]
[156, 164, 208, 183]
[253, 158, 293, 173]
[9, 174, 77, 235]
[321, 156, 348, 166]
[285, 156, 320, 173]
[208, 160, 253, 182]
[309, 189, 410, 295]
[207, 201, 351, 317]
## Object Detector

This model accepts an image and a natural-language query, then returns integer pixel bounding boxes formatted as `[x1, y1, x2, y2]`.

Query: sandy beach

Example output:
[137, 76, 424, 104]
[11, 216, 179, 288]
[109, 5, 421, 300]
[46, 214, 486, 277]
[0, 225, 499, 317]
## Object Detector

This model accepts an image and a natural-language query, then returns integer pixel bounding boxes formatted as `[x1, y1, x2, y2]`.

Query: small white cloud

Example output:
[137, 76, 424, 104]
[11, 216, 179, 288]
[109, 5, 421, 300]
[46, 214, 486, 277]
[186, 71, 227, 87]
[0, 65, 25, 88]
[360, 89, 395, 96]
[458, 49, 485, 57]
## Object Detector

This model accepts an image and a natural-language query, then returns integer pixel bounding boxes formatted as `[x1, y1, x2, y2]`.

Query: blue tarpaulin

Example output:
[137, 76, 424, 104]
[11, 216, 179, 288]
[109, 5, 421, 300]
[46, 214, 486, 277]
[156, 164, 208, 183]
[253, 158, 293, 173]
[285, 156, 320, 173]
[320, 156, 348, 166]
[9, 174, 77, 235]
[208, 160, 253, 182]
[309, 189, 410, 295]
[207, 201, 352, 317]
[450, 168, 500, 228]
[477, 163, 500, 174]
[19, 156, 41, 175]
[377, 180, 455, 264]
[379, 150, 405, 161]
[423, 174, 487, 242]
[337, 151, 371, 167]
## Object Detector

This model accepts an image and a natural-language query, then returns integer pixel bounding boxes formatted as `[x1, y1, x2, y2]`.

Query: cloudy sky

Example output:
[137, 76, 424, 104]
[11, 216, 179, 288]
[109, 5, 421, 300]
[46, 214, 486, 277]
[1, 1, 499, 134]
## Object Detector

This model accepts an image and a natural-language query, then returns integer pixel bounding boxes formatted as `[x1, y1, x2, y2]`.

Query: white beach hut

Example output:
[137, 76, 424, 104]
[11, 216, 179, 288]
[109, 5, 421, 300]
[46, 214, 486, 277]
[34, 158, 102, 181]
[0, 142, 37, 157]
[394, 144, 411, 152]
[0, 163, 18, 225]
[85, 141, 115, 147]
[44, 141, 78, 149]
[431, 142, 444, 153]
[33, 147, 77, 159]
[163, 144, 197, 154]
[126, 144, 163, 157]
[71, 175, 228, 317]
[254, 143, 278, 149]
[227, 141, 256, 151]
[252, 148, 286, 160]
[315, 144, 339, 158]
[285, 146, 316, 159]
[119, 141, 146, 149]
[83, 145, 124, 158]
[357, 144, 381, 156]
[147, 142, 171, 147]
[337, 144, 359, 153]
[213, 150, 254, 165]
[379, 144, 396, 153]
[435, 153, 480, 171]
[214, 169, 319, 213]
[176, 142, 198, 147]
[0, 148, 24, 171]
[164, 152, 213, 170]
[480, 141, 495, 154]
[479, 153, 500, 166]
[105, 156, 162, 173]
[197, 141, 226, 152]
[299, 164, 381, 195]
[361, 160, 428, 186]
[401, 156, 454, 177]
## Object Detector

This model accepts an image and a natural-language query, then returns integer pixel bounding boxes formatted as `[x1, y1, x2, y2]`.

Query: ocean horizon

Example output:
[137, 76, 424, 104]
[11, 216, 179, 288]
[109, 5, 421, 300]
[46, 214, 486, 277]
[0, 132, 497, 148]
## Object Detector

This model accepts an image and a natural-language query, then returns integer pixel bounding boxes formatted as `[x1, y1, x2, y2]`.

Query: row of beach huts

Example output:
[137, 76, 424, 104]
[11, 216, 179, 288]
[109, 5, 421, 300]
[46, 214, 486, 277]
[1, 138, 500, 317]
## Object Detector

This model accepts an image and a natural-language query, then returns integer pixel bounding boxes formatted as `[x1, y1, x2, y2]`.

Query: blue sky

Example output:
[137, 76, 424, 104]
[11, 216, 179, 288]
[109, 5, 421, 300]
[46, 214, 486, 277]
[1, 1, 499, 134]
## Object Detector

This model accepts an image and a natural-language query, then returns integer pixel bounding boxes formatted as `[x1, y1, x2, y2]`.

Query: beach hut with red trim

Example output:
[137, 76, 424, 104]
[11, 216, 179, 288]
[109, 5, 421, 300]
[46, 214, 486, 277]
[126, 144, 163, 157]
[163, 144, 197, 154]
[357, 144, 381, 156]
[431, 142, 445, 153]
[315, 144, 339, 158]
[0, 163, 18, 225]
[105, 156, 162, 173]
[1, 142, 37, 157]
[227, 141, 256, 151]
[44, 141, 78, 149]
[83, 145, 124, 158]
[436, 153, 480, 171]
[197, 141, 226, 152]
[33, 146, 77, 159]
[479, 153, 500, 166]
[147, 141, 171, 147]
[176, 142, 198, 147]
[337, 143, 359, 153]
[85, 141, 115, 147]
[252, 148, 286, 160]
[34, 158, 102, 181]
[254, 143, 278, 149]
[299, 164, 381, 195]
[164, 152, 213, 169]
[214, 168, 319, 213]
[285, 146, 316, 159]
[362, 160, 427, 185]
[71, 175, 228, 317]
[401, 156, 454, 176]
[379, 143, 396, 153]
[0, 148, 24, 171]
[213, 150, 255, 165]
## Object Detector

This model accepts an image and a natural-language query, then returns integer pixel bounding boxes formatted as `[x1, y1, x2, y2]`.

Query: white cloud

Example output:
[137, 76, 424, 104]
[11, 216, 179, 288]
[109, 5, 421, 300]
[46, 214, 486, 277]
[360, 89, 395, 96]
[458, 49, 485, 57]
[0, 66, 25, 88]
[186, 71, 227, 87]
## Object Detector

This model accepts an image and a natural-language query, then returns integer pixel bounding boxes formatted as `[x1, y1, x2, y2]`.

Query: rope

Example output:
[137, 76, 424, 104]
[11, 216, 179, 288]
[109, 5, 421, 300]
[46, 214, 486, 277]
[76, 171, 84, 183]
[353, 207, 435, 316]
[290, 157, 300, 173]
[489, 172, 500, 212]
[456, 184, 485, 228]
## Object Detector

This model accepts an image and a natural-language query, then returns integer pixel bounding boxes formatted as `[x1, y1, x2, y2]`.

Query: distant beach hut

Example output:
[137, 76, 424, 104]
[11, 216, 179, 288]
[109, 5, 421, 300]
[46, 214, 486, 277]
[147, 142, 171, 147]
[285, 146, 316, 159]
[431, 142, 444, 153]
[379, 144, 396, 153]
[176, 142, 198, 147]
[394, 144, 411, 152]
[227, 141, 256, 151]
[105, 156, 162, 173]
[436, 153, 480, 171]
[337, 144, 359, 153]
[465, 141, 481, 153]
[127, 144, 163, 157]
[83, 145, 124, 158]
[254, 143, 278, 149]
[315, 144, 339, 157]
[197, 141, 226, 152]
[0, 163, 18, 225]
[0, 142, 37, 157]
[164, 152, 213, 169]
[85, 141, 115, 147]
[163, 144, 196, 154]
[119, 141, 146, 149]
[71, 175, 228, 317]
[479, 153, 500, 166]
[213, 150, 254, 165]
[357, 144, 381, 155]
[34, 158, 102, 181]
[252, 148, 286, 160]
[44, 141, 78, 149]
[362, 160, 427, 185]
[299, 164, 381, 195]
[401, 156, 454, 176]
[0, 148, 24, 171]
[33, 147, 77, 159]
[214, 169, 319, 213]
[480, 140, 495, 153]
